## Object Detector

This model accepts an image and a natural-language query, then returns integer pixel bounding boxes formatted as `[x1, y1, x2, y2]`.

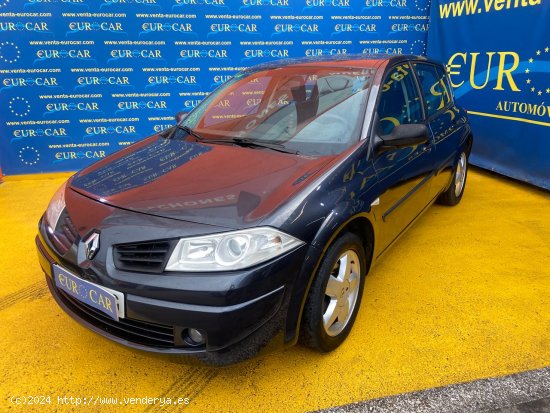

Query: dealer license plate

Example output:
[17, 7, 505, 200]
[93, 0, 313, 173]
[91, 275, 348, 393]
[53, 264, 124, 321]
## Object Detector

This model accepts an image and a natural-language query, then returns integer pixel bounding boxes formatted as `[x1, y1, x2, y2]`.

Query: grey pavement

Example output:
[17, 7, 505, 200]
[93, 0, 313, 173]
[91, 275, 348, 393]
[313, 366, 550, 413]
[486, 397, 550, 413]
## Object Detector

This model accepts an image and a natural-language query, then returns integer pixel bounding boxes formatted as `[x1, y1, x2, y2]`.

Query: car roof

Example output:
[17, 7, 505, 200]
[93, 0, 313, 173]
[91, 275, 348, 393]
[242, 53, 432, 74]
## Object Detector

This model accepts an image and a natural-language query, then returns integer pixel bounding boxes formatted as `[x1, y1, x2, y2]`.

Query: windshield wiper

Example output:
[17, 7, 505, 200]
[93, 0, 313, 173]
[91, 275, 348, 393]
[164, 124, 206, 141]
[177, 125, 206, 141]
[202, 137, 299, 154]
[165, 127, 298, 154]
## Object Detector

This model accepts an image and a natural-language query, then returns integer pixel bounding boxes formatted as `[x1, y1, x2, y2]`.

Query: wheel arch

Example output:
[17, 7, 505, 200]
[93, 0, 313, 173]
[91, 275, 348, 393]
[284, 209, 378, 345]
[466, 132, 474, 156]
[332, 216, 375, 272]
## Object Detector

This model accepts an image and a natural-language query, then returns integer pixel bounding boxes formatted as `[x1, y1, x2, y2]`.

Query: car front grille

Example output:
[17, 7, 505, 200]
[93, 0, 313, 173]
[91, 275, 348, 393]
[113, 241, 174, 273]
[56, 287, 176, 348]
[47, 210, 79, 255]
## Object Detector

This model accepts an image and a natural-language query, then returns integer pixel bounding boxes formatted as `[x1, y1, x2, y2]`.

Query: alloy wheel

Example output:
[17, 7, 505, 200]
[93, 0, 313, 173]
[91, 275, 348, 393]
[454, 152, 467, 197]
[322, 250, 361, 337]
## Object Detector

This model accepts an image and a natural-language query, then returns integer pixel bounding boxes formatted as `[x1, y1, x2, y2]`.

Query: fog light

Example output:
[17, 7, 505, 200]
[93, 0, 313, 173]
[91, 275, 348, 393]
[183, 328, 205, 346]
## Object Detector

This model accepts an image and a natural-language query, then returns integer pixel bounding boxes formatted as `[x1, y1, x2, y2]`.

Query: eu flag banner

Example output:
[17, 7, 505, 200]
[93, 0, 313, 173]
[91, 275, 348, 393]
[428, 0, 550, 190]
[0, 0, 430, 175]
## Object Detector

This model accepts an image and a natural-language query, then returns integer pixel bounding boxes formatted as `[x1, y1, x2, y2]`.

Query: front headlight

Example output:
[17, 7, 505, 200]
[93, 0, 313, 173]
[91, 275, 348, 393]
[165, 227, 304, 272]
[44, 181, 67, 232]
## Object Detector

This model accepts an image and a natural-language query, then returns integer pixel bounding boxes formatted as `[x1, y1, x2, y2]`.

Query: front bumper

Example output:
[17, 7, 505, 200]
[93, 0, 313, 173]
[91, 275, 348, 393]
[37, 223, 307, 362]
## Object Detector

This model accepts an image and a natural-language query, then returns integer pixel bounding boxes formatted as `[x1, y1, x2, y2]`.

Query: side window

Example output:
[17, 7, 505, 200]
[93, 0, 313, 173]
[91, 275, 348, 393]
[435, 65, 453, 103]
[413, 63, 451, 117]
[377, 63, 423, 136]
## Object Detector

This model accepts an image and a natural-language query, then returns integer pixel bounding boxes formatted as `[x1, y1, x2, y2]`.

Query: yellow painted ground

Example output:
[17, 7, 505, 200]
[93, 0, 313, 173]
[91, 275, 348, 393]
[0, 170, 549, 413]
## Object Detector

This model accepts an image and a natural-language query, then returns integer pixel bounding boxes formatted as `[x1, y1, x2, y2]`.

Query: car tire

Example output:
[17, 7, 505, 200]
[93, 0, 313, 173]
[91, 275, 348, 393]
[300, 232, 366, 352]
[437, 150, 468, 206]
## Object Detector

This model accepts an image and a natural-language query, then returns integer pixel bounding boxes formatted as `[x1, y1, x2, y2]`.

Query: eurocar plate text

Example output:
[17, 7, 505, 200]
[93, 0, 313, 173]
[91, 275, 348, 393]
[53, 264, 122, 321]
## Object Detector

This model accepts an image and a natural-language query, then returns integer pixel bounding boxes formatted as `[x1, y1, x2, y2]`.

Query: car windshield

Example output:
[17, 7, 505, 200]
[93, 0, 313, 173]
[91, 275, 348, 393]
[179, 65, 375, 156]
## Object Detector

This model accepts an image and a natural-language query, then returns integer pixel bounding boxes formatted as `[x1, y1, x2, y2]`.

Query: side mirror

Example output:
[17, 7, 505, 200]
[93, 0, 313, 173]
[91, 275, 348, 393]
[377, 124, 429, 152]
[175, 111, 188, 124]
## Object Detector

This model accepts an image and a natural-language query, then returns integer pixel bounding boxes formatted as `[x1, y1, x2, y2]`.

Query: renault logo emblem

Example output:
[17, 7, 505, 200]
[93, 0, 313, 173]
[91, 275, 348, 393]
[84, 232, 100, 260]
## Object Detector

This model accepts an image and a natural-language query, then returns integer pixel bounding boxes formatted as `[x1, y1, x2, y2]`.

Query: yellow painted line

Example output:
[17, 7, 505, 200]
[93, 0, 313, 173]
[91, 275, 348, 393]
[467, 110, 550, 127]
[0, 170, 549, 413]
[1, 171, 74, 182]
[0, 176, 70, 296]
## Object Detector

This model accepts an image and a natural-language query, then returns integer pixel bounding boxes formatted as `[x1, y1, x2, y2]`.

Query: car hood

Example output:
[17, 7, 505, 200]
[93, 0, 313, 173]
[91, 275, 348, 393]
[69, 135, 335, 229]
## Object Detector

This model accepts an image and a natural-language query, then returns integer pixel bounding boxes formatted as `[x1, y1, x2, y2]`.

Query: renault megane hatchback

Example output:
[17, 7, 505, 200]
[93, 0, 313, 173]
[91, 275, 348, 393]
[37, 54, 472, 365]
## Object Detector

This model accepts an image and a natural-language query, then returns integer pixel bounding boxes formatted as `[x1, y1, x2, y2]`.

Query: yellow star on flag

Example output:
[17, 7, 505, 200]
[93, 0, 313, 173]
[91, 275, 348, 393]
[537, 50, 541, 55]
[546, 47, 550, 53]
[526, 78, 531, 84]
[538, 90, 542, 96]
[547, 88, 550, 93]
[525, 69, 530, 74]
[531, 87, 535, 92]
[529, 58, 534, 63]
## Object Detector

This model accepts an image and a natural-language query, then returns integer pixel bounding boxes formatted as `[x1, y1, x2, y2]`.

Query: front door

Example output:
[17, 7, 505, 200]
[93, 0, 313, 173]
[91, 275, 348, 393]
[372, 62, 435, 254]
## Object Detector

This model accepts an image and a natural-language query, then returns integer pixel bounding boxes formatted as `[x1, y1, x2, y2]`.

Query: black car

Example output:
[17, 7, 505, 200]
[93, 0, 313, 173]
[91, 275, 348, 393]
[36, 54, 472, 365]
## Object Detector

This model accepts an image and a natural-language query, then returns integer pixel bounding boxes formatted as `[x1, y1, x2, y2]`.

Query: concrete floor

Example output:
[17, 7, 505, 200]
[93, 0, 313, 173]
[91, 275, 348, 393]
[0, 169, 549, 413]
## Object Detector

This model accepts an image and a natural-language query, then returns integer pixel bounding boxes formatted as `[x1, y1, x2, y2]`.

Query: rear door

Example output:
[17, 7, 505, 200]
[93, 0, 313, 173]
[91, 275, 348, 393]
[371, 62, 436, 253]
[412, 62, 464, 199]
